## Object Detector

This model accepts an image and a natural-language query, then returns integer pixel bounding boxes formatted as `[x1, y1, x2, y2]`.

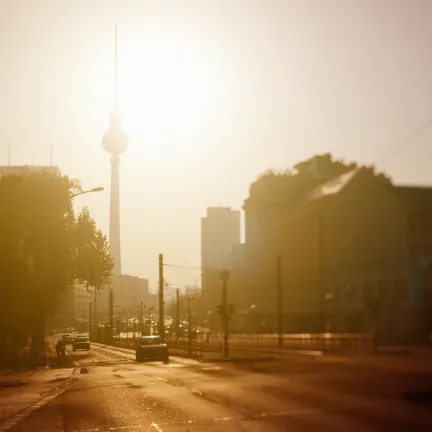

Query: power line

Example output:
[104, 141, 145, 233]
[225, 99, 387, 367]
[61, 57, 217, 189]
[376, 116, 432, 167]
[113, 293, 154, 300]
[164, 263, 201, 271]
[164, 263, 223, 272]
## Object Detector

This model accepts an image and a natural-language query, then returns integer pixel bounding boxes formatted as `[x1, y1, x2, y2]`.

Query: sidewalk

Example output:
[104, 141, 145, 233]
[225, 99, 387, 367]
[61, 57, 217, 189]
[0, 367, 76, 427]
[0, 340, 77, 430]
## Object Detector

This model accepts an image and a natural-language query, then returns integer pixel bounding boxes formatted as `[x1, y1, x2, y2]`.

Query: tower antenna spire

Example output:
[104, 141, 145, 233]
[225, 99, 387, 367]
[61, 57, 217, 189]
[114, 22, 118, 114]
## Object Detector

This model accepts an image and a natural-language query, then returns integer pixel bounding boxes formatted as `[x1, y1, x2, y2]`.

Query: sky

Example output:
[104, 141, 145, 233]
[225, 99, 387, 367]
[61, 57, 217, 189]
[0, 0, 432, 290]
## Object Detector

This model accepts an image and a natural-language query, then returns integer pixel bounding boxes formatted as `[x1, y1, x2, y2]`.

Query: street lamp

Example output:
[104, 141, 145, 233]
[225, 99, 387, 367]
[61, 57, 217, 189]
[71, 187, 104, 199]
[188, 297, 194, 355]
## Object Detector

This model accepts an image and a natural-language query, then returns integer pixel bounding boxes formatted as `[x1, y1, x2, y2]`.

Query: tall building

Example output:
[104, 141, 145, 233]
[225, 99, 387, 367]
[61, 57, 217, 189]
[201, 207, 241, 311]
[102, 24, 128, 275]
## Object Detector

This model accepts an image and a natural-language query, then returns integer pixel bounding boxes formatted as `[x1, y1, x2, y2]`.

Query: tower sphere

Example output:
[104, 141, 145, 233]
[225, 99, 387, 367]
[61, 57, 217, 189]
[102, 113, 128, 155]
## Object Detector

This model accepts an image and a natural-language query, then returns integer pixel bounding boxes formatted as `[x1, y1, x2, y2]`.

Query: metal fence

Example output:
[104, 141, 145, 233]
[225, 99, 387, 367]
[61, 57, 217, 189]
[199, 332, 373, 353]
[166, 339, 204, 358]
[105, 332, 373, 358]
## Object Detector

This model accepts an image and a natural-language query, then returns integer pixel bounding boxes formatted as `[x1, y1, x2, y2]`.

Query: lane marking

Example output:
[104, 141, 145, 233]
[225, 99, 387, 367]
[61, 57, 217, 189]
[151, 423, 163, 432]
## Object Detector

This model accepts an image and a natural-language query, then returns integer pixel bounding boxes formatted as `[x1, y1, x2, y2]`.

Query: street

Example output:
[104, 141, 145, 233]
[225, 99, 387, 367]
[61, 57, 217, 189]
[3, 343, 432, 431]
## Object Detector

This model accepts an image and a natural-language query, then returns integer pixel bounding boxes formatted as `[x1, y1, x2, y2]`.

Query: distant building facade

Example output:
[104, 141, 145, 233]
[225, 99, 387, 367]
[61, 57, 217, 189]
[201, 207, 241, 318]
[241, 154, 421, 343]
[94, 274, 149, 322]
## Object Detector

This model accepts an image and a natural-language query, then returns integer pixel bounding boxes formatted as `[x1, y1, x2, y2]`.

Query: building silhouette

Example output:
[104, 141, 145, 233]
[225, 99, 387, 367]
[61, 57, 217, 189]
[234, 153, 432, 343]
[102, 24, 128, 275]
[201, 207, 240, 325]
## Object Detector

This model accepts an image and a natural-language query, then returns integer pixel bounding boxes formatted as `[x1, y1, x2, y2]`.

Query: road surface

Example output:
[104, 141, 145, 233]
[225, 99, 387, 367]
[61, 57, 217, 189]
[4, 343, 432, 431]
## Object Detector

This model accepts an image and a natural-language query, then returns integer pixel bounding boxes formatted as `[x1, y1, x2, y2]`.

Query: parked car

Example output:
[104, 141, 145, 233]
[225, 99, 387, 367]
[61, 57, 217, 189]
[135, 336, 169, 363]
[61, 334, 74, 345]
[72, 335, 90, 351]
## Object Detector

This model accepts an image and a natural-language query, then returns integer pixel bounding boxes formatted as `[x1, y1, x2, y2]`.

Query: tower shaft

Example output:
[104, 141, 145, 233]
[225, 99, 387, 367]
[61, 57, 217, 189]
[109, 154, 121, 274]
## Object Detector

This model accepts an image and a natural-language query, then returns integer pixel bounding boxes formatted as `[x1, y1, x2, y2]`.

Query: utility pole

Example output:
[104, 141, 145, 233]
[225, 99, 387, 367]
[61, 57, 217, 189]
[108, 285, 114, 343]
[140, 301, 144, 336]
[187, 297, 193, 355]
[93, 289, 97, 332]
[176, 289, 180, 338]
[88, 301, 92, 341]
[158, 253, 165, 341]
[126, 309, 130, 339]
[219, 270, 231, 357]
[277, 254, 283, 348]
[148, 306, 153, 335]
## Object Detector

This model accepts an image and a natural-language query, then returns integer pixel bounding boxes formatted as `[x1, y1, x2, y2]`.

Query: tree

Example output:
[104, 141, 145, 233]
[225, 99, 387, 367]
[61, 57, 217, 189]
[0, 172, 113, 364]
[73, 207, 114, 291]
[257, 153, 392, 185]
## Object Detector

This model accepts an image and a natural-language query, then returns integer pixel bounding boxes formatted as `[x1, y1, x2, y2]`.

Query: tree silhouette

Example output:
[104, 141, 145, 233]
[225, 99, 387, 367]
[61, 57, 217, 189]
[74, 207, 114, 290]
[257, 153, 392, 185]
[0, 172, 113, 364]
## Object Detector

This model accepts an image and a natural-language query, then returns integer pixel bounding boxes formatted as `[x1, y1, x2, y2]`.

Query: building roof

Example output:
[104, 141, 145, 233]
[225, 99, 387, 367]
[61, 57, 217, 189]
[305, 168, 359, 204]
[0, 165, 61, 176]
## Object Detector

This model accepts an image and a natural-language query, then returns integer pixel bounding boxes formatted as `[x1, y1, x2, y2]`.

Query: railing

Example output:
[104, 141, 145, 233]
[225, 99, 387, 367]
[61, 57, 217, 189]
[105, 336, 204, 359]
[101, 332, 373, 358]
[166, 339, 204, 358]
[198, 333, 373, 353]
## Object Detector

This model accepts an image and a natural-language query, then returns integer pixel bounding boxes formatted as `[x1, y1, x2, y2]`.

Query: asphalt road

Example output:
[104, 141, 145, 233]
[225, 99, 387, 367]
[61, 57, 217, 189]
[7, 344, 432, 431]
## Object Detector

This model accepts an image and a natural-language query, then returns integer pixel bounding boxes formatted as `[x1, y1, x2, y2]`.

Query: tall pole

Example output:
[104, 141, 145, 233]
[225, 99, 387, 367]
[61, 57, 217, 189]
[88, 302, 92, 341]
[140, 301, 144, 336]
[219, 270, 230, 357]
[108, 285, 114, 342]
[148, 306, 153, 335]
[158, 254, 165, 341]
[176, 289, 180, 338]
[114, 22, 118, 113]
[277, 254, 283, 348]
[93, 288, 97, 338]
[126, 309, 130, 339]
[188, 297, 193, 355]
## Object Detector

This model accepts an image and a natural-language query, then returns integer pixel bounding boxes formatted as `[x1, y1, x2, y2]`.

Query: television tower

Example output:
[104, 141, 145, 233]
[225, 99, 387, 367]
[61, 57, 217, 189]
[102, 23, 128, 275]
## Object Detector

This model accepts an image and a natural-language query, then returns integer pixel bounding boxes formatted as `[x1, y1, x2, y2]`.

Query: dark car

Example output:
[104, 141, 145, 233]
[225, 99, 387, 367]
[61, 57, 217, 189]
[72, 336, 90, 351]
[61, 334, 74, 345]
[135, 336, 169, 363]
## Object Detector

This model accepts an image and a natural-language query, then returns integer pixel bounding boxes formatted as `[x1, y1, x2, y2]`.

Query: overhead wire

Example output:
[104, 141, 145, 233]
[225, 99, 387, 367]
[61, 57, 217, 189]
[375, 116, 432, 167]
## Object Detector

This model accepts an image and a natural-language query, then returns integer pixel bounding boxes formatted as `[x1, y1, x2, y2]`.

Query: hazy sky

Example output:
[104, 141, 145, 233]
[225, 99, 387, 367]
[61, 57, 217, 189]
[1, 0, 431, 290]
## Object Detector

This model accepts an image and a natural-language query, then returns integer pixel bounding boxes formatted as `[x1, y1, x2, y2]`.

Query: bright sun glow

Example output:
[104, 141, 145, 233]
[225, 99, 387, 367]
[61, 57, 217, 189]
[115, 33, 217, 143]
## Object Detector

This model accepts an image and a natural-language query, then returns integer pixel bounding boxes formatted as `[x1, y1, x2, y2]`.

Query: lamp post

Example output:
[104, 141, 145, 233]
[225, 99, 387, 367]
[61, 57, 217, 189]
[187, 297, 194, 356]
[148, 306, 154, 335]
[71, 187, 104, 199]
[219, 270, 231, 357]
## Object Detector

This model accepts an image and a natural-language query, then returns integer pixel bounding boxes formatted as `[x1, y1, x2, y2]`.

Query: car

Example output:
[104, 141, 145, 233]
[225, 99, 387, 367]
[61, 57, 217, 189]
[61, 334, 74, 345]
[72, 336, 90, 351]
[135, 336, 169, 363]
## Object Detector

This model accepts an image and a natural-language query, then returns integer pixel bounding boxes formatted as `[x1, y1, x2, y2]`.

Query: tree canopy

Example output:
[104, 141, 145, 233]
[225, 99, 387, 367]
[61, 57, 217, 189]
[0, 171, 113, 358]
[257, 153, 392, 185]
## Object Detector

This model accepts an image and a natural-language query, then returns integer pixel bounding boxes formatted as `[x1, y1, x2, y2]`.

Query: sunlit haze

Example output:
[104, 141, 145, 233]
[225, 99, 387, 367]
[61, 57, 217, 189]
[1, 0, 432, 289]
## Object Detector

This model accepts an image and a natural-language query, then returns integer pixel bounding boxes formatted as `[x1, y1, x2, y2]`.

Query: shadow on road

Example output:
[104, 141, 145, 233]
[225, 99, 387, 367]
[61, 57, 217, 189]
[48, 350, 92, 369]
